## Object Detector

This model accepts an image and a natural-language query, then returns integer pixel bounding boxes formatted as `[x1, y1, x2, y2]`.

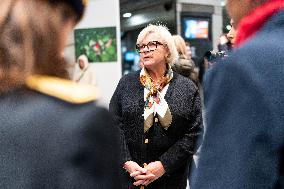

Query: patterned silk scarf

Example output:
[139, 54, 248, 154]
[140, 67, 173, 133]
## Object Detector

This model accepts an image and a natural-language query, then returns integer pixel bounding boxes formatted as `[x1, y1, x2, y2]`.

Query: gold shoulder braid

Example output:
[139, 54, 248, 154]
[140, 67, 173, 133]
[26, 75, 100, 104]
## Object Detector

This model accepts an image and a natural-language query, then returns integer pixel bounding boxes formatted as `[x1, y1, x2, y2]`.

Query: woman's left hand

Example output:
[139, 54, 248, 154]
[133, 161, 165, 186]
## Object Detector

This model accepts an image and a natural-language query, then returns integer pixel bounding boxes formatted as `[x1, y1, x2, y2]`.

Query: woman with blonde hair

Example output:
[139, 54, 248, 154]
[172, 35, 199, 86]
[0, 0, 121, 188]
[110, 24, 203, 189]
[173, 35, 188, 59]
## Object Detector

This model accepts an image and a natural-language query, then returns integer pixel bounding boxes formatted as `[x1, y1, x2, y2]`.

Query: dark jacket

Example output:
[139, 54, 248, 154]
[191, 11, 284, 189]
[0, 76, 121, 189]
[110, 71, 203, 189]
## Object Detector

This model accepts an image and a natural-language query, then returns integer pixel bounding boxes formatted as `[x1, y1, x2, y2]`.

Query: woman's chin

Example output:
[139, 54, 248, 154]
[143, 61, 155, 68]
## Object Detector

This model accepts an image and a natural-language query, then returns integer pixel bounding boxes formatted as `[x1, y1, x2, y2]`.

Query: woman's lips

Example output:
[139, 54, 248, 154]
[143, 56, 151, 60]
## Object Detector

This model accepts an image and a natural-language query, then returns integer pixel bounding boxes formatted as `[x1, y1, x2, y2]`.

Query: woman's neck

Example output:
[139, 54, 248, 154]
[146, 65, 167, 82]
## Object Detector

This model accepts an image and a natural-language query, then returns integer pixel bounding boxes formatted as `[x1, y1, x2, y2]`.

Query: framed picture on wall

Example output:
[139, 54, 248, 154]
[74, 26, 117, 63]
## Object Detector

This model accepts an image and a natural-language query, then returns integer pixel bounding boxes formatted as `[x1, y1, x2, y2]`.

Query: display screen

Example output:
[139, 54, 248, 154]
[124, 51, 139, 62]
[124, 52, 135, 61]
[182, 17, 209, 39]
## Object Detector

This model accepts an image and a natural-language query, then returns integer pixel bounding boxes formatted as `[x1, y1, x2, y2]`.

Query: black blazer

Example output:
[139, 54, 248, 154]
[110, 71, 203, 189]
[0, 77, 121, 189]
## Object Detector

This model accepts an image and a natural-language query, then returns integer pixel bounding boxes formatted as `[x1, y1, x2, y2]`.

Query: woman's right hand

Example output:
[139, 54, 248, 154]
[124, 161, 155, 186]
[123, 161, 147, 174]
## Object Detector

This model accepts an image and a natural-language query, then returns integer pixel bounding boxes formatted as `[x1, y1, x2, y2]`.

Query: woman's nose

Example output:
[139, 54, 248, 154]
[140, 45, 150, 53]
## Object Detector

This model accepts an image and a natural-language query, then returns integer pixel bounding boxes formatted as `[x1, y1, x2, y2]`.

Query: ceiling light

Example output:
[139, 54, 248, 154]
[226, 25, 232, 31]
[123, 13, 132, 18]
[129, 15, 146, 26]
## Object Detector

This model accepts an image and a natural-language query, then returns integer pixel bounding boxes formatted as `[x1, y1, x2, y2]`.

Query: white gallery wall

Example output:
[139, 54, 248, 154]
[64, 0, 122, 108]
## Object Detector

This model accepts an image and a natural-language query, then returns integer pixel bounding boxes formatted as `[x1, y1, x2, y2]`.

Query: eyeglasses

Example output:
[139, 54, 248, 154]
[135, 41, 163, 53]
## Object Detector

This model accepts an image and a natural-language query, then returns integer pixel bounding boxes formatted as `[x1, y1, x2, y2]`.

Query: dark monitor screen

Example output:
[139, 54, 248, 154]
[182, 17, 210, 39]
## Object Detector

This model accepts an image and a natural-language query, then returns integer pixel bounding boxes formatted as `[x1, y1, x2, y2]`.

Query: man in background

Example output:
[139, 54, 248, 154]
[191, 0, 284, 188]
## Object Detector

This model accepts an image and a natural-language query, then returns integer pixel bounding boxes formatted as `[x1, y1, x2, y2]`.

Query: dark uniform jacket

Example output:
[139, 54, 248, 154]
[110, 71, 203, 189]
[191, 11, 284, 189]
[0, 75, 121, 189]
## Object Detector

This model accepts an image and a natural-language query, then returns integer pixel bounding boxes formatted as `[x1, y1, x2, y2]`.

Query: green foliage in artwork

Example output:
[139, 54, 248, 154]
[75, 27, 117, 63]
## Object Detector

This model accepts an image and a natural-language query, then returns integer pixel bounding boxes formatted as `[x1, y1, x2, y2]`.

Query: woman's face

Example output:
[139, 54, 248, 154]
[138, 33, 169, 69]
[79, 59, 85, 69]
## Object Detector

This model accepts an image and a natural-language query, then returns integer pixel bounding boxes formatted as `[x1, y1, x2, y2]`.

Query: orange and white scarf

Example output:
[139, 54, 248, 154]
[140, 67, 173, 133]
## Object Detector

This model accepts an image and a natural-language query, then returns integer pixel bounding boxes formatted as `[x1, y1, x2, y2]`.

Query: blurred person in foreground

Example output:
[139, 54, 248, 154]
[73, 54, 96, 85]
[0, 0, 121, 188]
[191, 0, 284, 188]
[172, 34, 199, 86]
[110, 24, 203, 189]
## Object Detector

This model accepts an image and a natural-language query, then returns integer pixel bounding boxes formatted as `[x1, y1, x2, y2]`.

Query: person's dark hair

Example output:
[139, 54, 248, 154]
[0, 0, 79, 93]
[49, 0, 86, 22]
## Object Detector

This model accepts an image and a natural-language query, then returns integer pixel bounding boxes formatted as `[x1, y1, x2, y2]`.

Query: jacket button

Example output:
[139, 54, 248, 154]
[144, 139, 149, 144]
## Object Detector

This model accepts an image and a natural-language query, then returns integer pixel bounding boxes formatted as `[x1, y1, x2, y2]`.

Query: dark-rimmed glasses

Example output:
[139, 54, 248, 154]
[135, 41, 163, 53]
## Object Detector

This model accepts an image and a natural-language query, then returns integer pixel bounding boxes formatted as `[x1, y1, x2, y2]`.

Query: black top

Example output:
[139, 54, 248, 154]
[110, 70, 203, 189]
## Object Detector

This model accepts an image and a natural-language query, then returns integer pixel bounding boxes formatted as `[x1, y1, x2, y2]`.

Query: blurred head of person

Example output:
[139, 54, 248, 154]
[185, 42, 193, 59]
[203, 51, 213, 70]
[217, 33, 230, 52]
[219, 33, 229, 46]
[0, 0, 86, 93]
[136, 24, 178, 76]
[172, 35, 188, 60]
[77, 54, 89, 70]
[226, 0, 269, 28]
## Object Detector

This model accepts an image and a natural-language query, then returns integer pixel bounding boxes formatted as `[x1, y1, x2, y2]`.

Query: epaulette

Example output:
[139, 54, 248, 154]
[26, 75, 100, 104]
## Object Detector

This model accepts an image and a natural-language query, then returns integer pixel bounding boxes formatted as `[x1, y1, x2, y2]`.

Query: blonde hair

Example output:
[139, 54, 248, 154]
[172, 35, 188, 60]
[0, 0, 77, 93]
[136, 24, 178, 66]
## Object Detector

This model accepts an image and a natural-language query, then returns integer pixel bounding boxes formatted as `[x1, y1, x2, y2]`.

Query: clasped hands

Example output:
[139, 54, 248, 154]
[123, 160, 165, 186]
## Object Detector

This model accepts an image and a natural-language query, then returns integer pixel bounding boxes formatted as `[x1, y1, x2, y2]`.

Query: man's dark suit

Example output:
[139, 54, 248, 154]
[0, 76, 121, 188]
[191, 11, 284, 188]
